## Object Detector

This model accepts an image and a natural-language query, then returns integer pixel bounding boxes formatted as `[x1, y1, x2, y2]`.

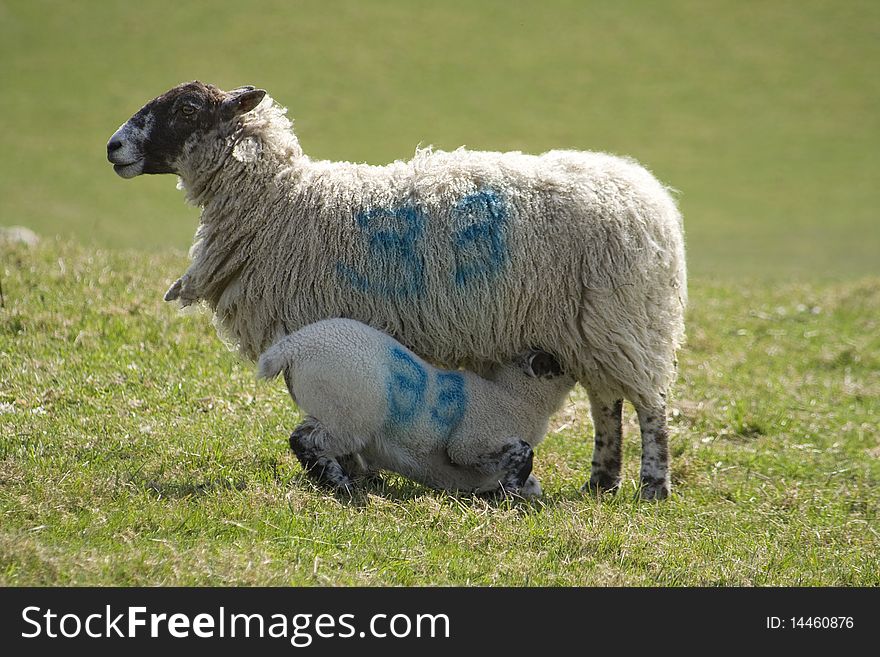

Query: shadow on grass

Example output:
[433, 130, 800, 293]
[137, 477, 248, 499]
[282, 455, 694, 510]
[318, 473, 558, 514]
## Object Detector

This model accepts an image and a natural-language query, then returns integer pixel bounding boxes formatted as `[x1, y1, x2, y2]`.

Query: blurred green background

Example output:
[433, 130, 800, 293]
[1, 0, 877, 279]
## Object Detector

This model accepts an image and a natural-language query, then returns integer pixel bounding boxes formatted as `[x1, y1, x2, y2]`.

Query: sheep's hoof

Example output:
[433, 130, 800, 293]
[298, 456, 355, 493]
[288, 427, 355, 493]
[519, 475, 543, 499]
[638, 477, 670, 501]
[359, 472, 384, 488]
[337, 454, 383, 488]
[316, 462, 354, 492]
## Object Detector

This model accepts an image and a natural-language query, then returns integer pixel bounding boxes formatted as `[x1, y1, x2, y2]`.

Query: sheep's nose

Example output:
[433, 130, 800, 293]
[107, 138, 123, 158]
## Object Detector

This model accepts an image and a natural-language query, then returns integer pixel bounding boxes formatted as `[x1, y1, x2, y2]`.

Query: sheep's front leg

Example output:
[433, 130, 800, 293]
[634, 403, 670, 500]
[583, 394, 624, 494]
[288, 417, 354, 493]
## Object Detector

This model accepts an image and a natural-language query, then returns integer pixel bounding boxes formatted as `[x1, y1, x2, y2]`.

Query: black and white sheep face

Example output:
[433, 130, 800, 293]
[106, 81, 265, 178]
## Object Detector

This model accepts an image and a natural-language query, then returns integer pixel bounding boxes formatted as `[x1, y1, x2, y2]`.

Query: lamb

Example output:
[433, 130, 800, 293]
[106, 81, 687, 499]
[257, 318, 574, 496]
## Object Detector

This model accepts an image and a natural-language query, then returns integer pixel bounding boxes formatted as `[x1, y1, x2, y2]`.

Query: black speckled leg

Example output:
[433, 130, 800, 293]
[635, 403, 671, 500]
[582, 394, 624, 494]
[289, 418, 354, 493]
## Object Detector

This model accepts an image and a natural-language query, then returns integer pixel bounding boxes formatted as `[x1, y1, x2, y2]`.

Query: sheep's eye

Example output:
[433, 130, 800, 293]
[180, 104, 197, 116]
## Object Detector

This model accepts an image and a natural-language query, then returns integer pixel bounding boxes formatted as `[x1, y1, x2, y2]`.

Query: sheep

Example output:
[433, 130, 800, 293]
[106, 81, 687, 499]
[257, 318, 574, 496]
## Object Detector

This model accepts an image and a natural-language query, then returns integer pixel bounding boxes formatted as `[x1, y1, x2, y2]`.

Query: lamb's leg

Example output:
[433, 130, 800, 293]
[451, 438, 535, 494]
[634, 402, 671, 500]
[582, 394, 624, 494]
[288, 417, 354, 493]
[497, 439, 534, 493]
[337, 453, 383, 487]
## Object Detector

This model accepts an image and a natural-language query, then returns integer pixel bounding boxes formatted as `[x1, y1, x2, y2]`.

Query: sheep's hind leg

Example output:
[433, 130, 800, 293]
[582, 394, 624, 494]
[634, 403, 671, 500]
[288, 417, 354, 493]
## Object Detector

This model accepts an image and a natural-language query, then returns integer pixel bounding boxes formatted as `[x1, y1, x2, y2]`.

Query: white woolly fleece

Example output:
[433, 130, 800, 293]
[170, 95, 686, 408]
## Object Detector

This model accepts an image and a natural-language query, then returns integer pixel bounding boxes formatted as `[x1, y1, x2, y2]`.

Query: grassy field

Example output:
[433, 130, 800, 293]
[1, 0, 878, 278]
[1, 241, 877, 585]
[1, 1, 878, 585]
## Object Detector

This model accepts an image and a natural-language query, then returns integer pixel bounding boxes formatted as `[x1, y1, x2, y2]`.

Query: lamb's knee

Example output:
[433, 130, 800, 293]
[508, 441, 534, 489]
[472, 438, 534, 493]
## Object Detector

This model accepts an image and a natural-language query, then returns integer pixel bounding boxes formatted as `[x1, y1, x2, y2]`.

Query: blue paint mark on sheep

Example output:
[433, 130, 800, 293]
[338, 188, 509, 297]
[431, 371, 467, 432]
[336, 204, 427, 298]
[386, 346, 428, 426]
[451, 189, 509, 286]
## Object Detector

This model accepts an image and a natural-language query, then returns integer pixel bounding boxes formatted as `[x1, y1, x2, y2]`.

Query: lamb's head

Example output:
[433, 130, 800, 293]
[484, 349, 575, 417]
[106, 81, 266, 179]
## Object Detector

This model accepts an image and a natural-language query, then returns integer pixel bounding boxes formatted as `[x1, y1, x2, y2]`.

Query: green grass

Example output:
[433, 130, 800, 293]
[1, 0, 878, 278]
[2, 240, 877, 585]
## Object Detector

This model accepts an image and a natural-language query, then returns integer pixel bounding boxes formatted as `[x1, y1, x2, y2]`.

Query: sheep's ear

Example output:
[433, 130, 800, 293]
[526, 351, 563, 378]
[220, 88, 266, 120]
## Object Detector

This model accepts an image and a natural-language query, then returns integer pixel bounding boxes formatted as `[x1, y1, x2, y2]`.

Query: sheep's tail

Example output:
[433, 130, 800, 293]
[257, 335, 300, 380]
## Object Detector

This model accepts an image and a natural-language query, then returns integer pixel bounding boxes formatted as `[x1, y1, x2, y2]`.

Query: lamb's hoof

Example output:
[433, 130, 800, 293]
[360, 472, 384, 488]
[519, 475, 543, 499]
[638, 477, 670, 501]
[288, 427, 354, 493]
[319, 463, 356, 493]
[298, 456, 355, 494]
[485, 483, 533, 501]
[337, 454, 383, 488]
[581, 473, 621, 496]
